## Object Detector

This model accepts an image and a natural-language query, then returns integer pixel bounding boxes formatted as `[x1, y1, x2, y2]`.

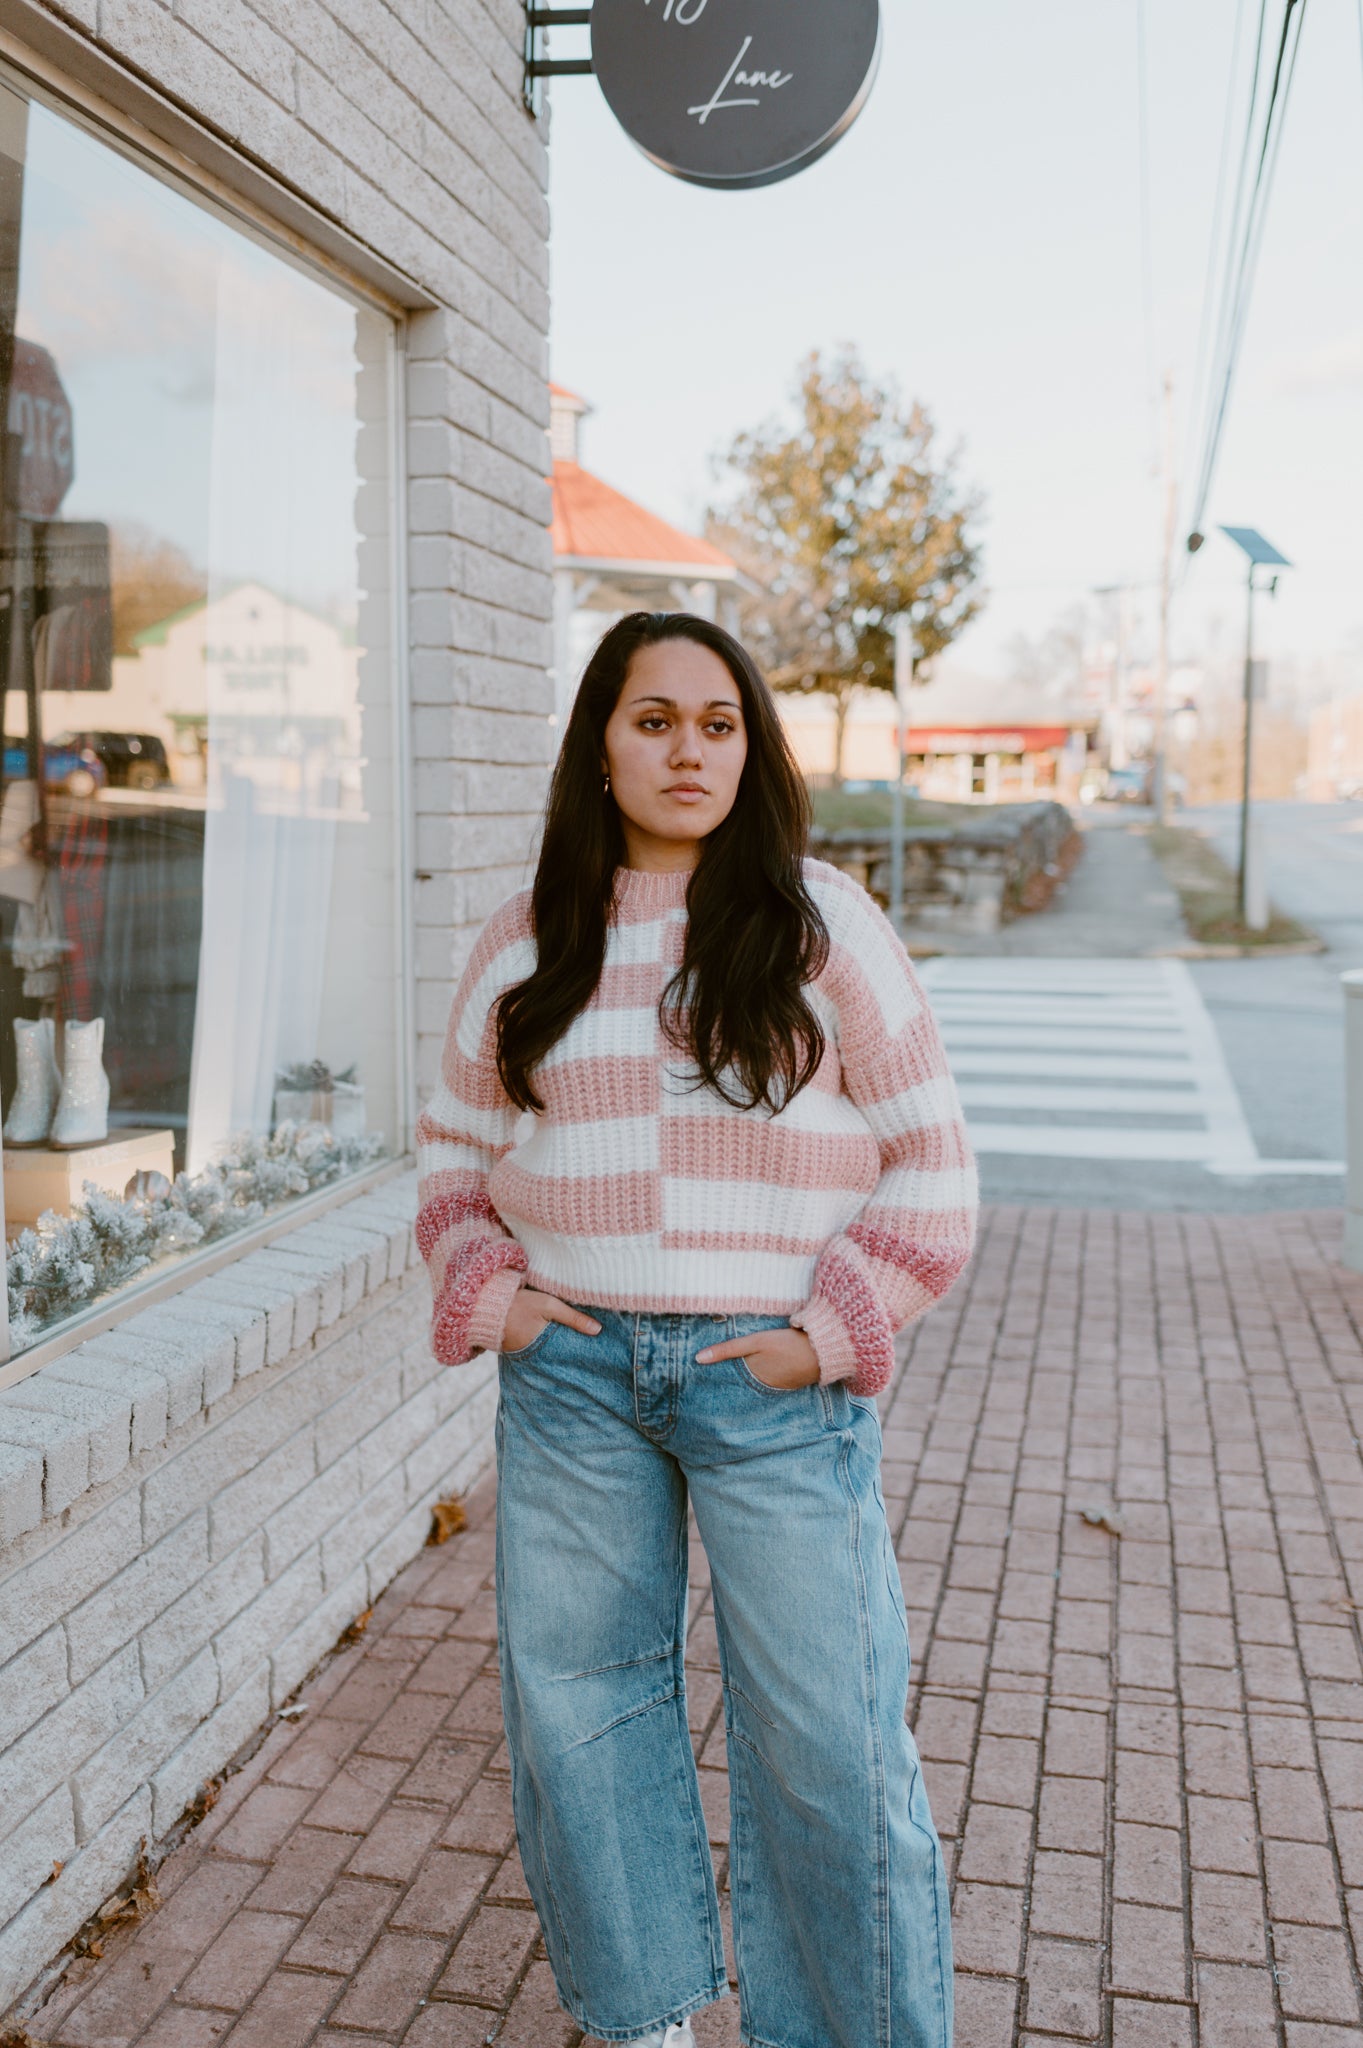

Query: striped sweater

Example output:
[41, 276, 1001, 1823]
[415, 860, 977, 1397]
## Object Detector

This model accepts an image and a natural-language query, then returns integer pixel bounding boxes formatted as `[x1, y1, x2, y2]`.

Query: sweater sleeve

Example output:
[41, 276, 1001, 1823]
[415, 896, 535, 1366]
[789, 874, 977, 1399]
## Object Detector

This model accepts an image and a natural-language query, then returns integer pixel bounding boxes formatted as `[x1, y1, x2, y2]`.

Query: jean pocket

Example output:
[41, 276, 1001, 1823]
[501, 1319, 556, 1363]
[728, 1318, 802, 1400]
[732, 1356, 802, 1398]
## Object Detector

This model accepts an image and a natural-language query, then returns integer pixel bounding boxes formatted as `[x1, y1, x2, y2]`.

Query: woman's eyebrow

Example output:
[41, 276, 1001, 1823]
[627, 694, 743, 711]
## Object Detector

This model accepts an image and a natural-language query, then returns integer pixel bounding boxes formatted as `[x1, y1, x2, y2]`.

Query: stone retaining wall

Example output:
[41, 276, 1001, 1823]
[812, 801, 1081, 934]
[0, 1174, 496, 2014]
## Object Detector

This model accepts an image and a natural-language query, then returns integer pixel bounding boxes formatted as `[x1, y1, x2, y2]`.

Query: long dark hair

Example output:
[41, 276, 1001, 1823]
[496, 612, 829, 1114]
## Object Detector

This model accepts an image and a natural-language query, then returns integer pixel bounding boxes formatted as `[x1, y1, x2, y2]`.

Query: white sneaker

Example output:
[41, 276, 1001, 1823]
[623, 2026, 695, 2048]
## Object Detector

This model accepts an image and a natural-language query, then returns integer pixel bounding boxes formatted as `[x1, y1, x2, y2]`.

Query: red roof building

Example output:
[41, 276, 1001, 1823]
[549, 385, 739, 716]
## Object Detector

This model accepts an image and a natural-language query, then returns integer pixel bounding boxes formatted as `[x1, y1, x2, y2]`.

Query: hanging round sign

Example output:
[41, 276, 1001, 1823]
[590, 0, 882, 191]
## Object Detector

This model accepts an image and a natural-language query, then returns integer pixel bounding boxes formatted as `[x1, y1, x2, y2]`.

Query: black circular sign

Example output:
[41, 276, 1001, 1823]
[591, 0, 882, 191]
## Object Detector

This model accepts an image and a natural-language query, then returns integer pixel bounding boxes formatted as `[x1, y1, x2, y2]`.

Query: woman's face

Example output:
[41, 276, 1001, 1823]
[601, 638, 749, 870]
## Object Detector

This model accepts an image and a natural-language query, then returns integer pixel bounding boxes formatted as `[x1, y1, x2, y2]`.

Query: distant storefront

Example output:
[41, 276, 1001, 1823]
[780, 678, 1096, 801]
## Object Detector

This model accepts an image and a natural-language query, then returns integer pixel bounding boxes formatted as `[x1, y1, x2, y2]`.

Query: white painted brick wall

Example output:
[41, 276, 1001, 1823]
[0, 0, 552, 2009]
[0, 1176, 502, 2013]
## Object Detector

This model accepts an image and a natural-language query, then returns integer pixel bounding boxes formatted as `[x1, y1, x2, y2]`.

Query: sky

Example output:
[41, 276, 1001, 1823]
[546, 0, 1363, 691]
[10, 96, 368, 623]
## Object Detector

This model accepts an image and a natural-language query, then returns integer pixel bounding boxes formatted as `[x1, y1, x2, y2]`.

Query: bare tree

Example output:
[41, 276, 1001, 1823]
[110, 525, 206, 656]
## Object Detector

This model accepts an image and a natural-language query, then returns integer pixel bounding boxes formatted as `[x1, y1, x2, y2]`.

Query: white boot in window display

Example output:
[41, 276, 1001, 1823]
[3, 1015, 62, 1145]
[50, 1017, 110, 1148]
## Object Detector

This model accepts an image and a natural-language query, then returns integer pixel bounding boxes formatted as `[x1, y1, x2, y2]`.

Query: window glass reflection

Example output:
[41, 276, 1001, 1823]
[0, 79, 398, 1354]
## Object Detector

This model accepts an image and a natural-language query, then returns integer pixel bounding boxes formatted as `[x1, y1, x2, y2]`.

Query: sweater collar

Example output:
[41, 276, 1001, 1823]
[615, 866, 692, 913]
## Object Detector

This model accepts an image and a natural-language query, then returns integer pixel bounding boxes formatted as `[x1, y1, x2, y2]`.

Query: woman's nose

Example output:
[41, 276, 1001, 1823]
[670, 728, 704, 765]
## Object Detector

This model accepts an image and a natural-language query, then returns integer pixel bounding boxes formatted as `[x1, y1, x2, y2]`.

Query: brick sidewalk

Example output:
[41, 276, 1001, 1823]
[18, 1207, 1363, 2048]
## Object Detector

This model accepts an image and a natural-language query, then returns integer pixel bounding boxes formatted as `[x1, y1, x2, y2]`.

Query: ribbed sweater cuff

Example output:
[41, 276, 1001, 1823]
[790, 1294, 859, 1386]
[467, 1263, 526, 1356]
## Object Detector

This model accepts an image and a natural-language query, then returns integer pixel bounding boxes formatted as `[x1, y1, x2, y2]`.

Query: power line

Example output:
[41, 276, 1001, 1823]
[1135, 0, 1158, 461]
[1185, 0, 1309, 550]
[1195, 0, 1268, 499]
[1184, 0, 1250, 495]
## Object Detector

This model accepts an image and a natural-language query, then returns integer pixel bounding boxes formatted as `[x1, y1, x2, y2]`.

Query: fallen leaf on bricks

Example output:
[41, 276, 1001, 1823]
[337, 1607, 373, 1647]
[44, 1859, 63, 1885]
[1078, 1503, 1124, 1537]
[1, 2028, 38, 2046]
[192, 1780, 221, 1819]
[429, 1496, 467, 1545]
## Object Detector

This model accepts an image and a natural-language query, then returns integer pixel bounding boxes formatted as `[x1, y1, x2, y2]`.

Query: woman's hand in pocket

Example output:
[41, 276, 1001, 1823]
[502, 1289, 601, 1353]
[695, 1326, 820, 1389]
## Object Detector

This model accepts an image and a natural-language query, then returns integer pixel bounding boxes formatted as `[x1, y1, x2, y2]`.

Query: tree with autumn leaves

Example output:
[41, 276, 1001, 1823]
[709, 349, 985, 783]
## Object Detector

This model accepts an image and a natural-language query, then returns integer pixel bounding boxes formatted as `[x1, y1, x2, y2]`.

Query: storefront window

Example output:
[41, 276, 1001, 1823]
[0, 75, 402, 1358]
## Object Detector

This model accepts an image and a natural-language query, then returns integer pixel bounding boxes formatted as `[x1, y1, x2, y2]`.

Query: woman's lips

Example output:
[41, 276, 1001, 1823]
[665, 785, 708, 802]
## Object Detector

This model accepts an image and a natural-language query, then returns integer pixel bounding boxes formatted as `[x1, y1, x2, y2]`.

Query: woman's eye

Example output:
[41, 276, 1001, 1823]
[705, 720, 735, 736]
[639, 716, 669, 731]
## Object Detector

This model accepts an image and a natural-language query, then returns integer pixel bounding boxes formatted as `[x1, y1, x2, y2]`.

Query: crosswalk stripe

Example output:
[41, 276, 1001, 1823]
[957, 1083, 1203, 1116]
[919, 957, 1259, 1167]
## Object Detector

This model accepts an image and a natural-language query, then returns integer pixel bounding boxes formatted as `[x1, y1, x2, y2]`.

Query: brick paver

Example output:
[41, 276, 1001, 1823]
[20, 1207, 1363, 2047]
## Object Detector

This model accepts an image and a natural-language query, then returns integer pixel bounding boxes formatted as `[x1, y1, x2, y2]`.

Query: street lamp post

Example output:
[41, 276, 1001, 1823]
[890, 617, 916, 932]
[1218, 526, 1290, 930]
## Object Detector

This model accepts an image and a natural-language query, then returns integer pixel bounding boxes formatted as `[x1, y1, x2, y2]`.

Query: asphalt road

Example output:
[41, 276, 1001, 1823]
[1185, 798, 1363, 970]
[948, 804, 1358, 1215]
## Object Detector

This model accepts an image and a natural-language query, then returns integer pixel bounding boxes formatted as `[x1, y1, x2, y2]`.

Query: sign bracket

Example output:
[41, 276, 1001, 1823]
[524, 6, 595, 115]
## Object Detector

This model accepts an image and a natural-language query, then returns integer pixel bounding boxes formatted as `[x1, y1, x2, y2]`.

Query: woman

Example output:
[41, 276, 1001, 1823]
[416, 612, 975, 2048]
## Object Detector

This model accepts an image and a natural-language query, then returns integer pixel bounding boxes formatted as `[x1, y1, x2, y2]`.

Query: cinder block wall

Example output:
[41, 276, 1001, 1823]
[0, 1180, 500, 2012]
[0, 0, 552, 2012]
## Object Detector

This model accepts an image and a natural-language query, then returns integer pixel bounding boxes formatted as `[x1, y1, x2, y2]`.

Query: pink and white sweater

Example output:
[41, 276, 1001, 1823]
[415, 861, 977, 1397]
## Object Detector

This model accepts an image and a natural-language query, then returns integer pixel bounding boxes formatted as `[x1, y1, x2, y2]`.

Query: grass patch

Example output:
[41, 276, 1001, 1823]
[1147, 822, 1320, 950]
[812, 787, 989, 832]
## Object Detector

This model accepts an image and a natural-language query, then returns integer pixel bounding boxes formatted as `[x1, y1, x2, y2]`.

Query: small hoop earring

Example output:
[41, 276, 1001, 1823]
[602, 774, 611, 795]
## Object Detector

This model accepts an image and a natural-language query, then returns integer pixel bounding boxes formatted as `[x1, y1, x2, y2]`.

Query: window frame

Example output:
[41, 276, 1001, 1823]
[0, 53, 417, 1377]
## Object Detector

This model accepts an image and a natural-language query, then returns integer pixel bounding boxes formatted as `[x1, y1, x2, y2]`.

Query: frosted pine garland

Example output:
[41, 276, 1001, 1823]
[7, 1122, 386, 1351]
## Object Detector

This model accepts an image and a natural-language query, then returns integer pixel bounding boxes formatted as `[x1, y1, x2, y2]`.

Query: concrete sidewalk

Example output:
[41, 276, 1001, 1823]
[17, 1207, 1363, 2048]
[901, 814, 1188, 960]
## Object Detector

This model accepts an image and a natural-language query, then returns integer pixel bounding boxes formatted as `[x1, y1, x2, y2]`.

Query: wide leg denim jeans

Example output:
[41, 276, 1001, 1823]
[494, 1308, 952, 2048]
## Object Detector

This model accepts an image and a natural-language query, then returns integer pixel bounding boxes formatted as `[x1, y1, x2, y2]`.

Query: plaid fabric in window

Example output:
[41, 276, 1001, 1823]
[56, 806, 109, 1022]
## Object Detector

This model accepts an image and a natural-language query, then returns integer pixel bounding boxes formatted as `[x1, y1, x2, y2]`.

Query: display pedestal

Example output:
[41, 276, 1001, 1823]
[4, 1128, 177, 1230]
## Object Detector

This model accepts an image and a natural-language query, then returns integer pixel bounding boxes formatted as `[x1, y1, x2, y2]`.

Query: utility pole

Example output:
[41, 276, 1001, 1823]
[1093, 585, 1130, 770]
[1217, 526, 1290, 930]
[1153, 371, 1176, 823]
[890, 617, 915, 932]
[1238, 562, 1260, 926]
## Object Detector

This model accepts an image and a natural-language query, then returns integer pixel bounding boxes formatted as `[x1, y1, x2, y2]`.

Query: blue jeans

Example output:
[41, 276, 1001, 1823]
[494, 1309, 953, 2048]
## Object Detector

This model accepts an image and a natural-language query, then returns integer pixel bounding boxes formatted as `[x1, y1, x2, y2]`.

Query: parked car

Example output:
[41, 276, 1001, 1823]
[1102, 765, 1151, 804]
[2, 735, 107, 797]
[59, 730, 171, 791]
